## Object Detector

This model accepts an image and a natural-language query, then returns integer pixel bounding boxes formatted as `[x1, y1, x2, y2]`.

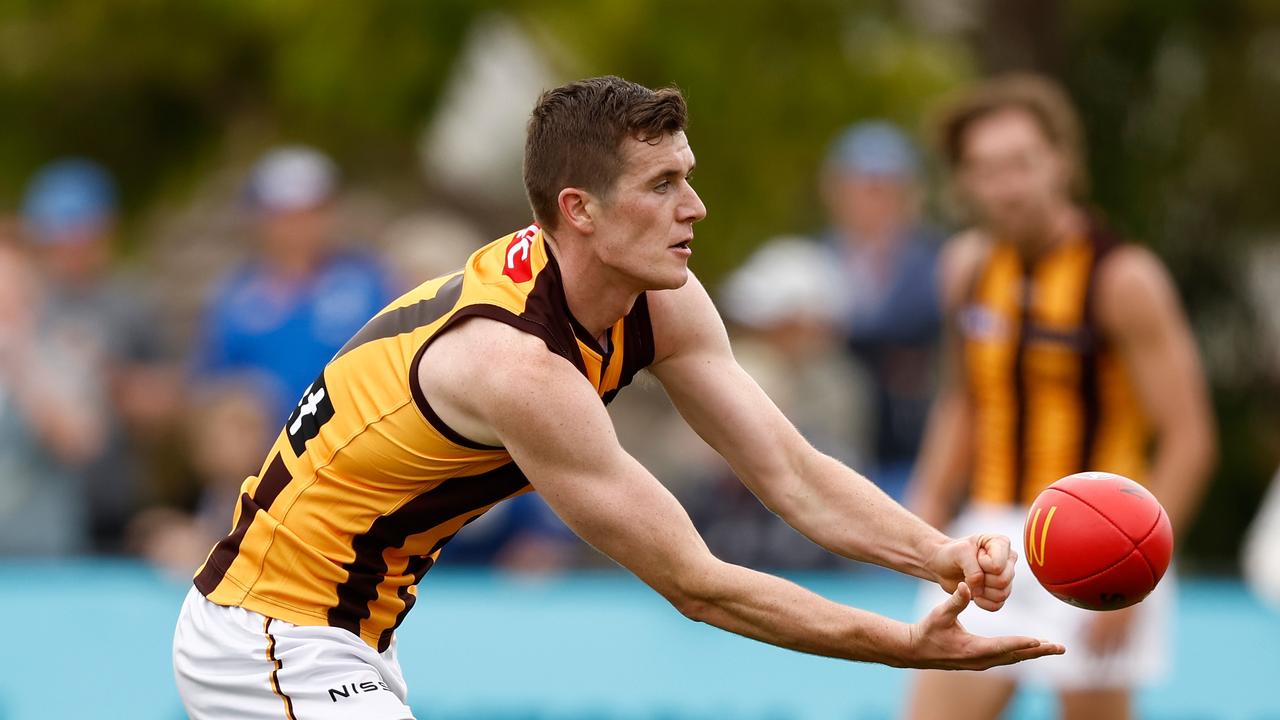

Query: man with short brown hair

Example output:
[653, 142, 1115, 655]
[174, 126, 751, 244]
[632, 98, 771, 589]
[175, 76, 1062, 720]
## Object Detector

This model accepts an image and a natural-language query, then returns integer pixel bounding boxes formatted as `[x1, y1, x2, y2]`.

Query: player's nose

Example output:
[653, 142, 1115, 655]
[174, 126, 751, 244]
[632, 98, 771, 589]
[679, 186, 707, 224]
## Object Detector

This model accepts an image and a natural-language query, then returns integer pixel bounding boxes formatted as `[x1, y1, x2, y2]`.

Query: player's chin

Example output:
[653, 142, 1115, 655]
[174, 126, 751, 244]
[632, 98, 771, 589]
[650, 264, 690, 291]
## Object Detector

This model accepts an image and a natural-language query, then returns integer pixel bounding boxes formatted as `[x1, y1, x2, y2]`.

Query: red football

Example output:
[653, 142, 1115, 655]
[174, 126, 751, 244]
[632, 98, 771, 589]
[1024, 471, 1173, 611]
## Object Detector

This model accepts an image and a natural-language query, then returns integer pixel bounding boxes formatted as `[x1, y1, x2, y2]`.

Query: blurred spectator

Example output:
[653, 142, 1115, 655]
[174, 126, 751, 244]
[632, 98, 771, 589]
[720, 236, 872, 464]
[22, 158, 180, 553]
[0, 243, 106, 555]
[129, 376, 274, 578]
[688, 237, 872, 570]
[191, 146, 395, 426]
[821, 121, 944, 501]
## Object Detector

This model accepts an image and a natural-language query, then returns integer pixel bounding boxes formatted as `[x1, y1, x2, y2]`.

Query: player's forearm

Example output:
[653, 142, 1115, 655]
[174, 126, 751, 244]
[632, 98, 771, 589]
[779, 450, 949, 582]
[673, 559, 913, 666]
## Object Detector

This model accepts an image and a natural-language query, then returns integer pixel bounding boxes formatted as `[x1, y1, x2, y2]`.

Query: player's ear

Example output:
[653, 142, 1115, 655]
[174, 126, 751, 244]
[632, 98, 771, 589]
[557, 187, 596, 234]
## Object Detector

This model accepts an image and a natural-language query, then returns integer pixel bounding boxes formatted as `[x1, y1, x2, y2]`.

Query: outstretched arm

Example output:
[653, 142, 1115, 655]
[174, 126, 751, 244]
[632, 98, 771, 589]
[646, 273, 1011, 611]
[418, 316, 1063, 669]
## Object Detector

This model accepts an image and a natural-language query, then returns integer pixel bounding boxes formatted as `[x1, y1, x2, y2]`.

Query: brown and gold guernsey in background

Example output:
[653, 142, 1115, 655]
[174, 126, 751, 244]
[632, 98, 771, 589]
[959, 223, 1150, 507]
[194, 224, 655, 651]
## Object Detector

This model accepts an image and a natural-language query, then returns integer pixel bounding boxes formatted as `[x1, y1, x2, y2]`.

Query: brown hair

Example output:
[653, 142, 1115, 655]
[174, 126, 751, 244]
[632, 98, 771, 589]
[524, 76, 688, 230]
[936, 73, 1089, 198]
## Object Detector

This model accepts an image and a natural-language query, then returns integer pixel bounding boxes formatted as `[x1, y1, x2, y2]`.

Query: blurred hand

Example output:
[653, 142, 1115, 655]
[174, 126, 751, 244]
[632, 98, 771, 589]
[906, 582, 1066, 670]
[1083, 604, 1139, 656]
[925, 533, 1017, 611]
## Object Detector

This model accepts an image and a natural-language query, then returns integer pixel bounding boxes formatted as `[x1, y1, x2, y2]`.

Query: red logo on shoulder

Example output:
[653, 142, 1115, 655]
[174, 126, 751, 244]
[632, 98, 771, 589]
[502, 225, 538, 283]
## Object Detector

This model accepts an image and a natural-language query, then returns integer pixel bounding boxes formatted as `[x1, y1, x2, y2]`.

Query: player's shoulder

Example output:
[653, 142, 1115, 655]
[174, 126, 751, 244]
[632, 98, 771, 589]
[940, 228, 992, 271]
[1096, 242, 1170, 286]
[424, 313, 576, 397]
[431, 314, 561, 376]
[417, 313, 591, 448]
[1094, 243, 1182, 331]
[938, 229, 993, 309]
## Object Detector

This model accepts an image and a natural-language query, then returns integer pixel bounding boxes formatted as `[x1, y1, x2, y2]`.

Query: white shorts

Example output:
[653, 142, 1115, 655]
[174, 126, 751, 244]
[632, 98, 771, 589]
[173, 587, 416, 719]
[914, 504, 1174, 690]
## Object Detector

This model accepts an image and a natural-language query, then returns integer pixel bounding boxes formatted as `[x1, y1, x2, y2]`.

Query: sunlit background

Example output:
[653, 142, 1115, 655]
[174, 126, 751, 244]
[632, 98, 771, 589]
[1, 2, 1279, 718]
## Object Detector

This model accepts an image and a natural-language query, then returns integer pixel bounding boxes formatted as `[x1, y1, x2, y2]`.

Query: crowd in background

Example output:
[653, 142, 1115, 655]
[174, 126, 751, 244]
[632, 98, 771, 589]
[1, 107, 1275, 609]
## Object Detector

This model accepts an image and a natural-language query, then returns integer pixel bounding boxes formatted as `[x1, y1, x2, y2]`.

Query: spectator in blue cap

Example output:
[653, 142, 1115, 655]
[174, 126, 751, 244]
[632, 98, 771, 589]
[21, 157, 180, 554]
[24, 159, 116, 237]
[191, 145, 394, 426]
[821, 121, 944, 503]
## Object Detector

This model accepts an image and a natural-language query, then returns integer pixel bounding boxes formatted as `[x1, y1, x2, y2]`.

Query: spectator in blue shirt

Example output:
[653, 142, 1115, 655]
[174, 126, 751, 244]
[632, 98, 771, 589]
[192, 146, 395, 425]
[821, 121, 944, 502]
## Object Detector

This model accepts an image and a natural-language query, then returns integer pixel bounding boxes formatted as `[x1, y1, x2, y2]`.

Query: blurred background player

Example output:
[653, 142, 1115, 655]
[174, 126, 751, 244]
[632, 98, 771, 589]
[191, 145, 396, 426]
[904, 74, 1217, 720]
[821, 121, 944, 502]
[20, 158, 179, 553]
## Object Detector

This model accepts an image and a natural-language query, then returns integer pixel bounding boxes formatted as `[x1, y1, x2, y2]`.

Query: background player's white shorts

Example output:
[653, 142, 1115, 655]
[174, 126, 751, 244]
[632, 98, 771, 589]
[915, 503, 1175, 690]
[173, 586, 416, 719]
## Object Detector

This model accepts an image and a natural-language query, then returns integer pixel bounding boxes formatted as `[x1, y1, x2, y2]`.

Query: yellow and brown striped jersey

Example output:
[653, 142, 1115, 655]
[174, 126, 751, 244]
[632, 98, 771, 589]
[194, 224, 655, 651]
[959, 224, 1149, 506]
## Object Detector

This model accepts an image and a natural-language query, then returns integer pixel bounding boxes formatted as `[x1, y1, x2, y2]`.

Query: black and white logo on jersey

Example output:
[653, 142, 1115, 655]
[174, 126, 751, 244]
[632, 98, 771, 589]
[286, 372, 335, 456]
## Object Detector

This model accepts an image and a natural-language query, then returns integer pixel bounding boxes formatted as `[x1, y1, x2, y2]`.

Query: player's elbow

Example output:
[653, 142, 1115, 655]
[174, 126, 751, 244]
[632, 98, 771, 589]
[751, 445, 824, 523]
[657, 556, 728, 625]
[668, 590, 716, 624]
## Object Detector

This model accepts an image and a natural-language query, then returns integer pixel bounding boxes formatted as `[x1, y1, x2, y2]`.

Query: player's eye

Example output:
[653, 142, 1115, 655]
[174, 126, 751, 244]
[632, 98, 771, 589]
[654, 180, 671, 193]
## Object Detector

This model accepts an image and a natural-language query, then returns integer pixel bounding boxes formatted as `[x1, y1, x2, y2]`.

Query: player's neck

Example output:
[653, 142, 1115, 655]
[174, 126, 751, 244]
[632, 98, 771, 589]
[543, 231, 638, 342]
[1007, 203, 1084, 262]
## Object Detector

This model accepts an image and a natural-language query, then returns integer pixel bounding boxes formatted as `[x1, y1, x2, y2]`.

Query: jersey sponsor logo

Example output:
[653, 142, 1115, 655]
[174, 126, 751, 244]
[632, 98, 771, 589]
[1025, 504, 1058, 567]
[502, 224, 538, 283]
[328, 679, 393, 703]
[285, 372, 336, 456]
[958, 305, 1009, 341]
